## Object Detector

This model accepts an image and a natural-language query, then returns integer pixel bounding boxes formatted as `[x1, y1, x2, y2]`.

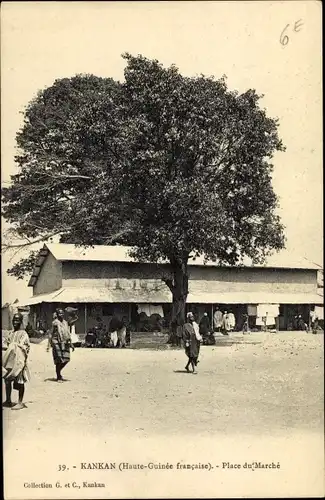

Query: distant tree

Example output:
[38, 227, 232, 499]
[2, 54, 286, 340]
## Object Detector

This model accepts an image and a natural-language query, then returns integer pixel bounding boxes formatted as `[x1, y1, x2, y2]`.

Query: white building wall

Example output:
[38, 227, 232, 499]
[61, 261, 317, 295]
[33, 253, 62, 295]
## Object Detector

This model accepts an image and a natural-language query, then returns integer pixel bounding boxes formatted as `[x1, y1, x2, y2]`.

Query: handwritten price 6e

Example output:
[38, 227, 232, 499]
[280, 19, 303, 46]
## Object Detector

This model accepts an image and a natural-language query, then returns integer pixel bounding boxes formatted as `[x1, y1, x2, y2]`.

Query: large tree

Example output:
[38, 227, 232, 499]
[2, 54, 285, 337]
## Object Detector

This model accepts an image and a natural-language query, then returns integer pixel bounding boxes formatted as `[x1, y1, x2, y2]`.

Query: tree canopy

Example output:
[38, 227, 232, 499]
[2, 53, 286, 329]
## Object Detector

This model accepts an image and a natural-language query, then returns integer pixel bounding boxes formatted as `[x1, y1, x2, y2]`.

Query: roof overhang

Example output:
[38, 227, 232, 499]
[187, 292, 324, 304]
[20, 288, 323, 306]
[20, 287, 172, 305]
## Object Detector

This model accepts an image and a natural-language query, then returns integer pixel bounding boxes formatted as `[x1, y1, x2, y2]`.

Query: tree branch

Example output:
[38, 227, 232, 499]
[161, 276, 174, 292]
[1, 231, 63, 251]
[103, 227, 132, 244]
[39, 171, 92, 181]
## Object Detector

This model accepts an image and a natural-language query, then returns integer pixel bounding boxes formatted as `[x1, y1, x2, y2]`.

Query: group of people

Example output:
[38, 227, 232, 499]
[213, 308, 236, 335]
[3, 304, 322, 408]
[289, 310, 320, 333]
[85, 316, 128, 348]
[2, 307, 134, 408]
[1, 309, 204, 408]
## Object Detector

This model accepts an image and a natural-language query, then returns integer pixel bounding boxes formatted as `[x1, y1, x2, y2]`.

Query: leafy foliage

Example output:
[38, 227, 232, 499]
[6, 251, 40, 280]
[2, 54, 286, 326]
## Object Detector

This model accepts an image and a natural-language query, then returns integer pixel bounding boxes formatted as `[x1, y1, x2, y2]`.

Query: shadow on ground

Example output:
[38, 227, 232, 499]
[44, 378, 70, 382]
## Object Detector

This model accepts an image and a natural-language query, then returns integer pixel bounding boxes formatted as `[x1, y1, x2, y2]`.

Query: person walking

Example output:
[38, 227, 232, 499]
[2, 313, 31, 410]
[183, 312, 202, 373]
[47, 308, 74, 382]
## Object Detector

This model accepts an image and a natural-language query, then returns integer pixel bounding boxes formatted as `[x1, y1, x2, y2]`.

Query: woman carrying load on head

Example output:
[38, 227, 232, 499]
[47, 308, 74, 382]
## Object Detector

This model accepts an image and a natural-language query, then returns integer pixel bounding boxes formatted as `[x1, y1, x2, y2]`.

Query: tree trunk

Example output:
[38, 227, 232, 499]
[167, 259, 189, 346]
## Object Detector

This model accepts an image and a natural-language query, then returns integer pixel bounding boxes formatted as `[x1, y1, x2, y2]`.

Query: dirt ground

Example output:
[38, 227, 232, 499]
[3, 331, 324, 499]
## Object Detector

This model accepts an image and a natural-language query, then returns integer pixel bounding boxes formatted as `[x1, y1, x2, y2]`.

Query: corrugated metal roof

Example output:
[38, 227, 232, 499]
[45, 243, 320, 269]
[20, 288, 323, 306]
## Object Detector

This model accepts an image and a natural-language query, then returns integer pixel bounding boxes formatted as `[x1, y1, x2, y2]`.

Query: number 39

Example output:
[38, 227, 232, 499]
[58, 464, 67, 471]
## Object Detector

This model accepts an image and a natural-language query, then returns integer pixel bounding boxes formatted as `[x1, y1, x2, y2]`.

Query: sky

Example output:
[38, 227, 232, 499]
[1, 1, 323, 303]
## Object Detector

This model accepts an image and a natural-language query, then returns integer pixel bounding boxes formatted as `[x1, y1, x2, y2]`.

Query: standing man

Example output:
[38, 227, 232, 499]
[66, 307, 79, 345]
[109, 316, 127, 348]
[2, 313, 31, 410]
[118, 317, 127, 348]
[199, 312, 211, 343]
[262, 312, 269, 332]
[199, 312, 210, 335]
[242, 313, 250, 334]
[228, 310, 236, 332]
[222, 311, 231, 336]
[214, 307, 223, 333]
[47, 308, 74, 382]
[310, 308, 319, 334]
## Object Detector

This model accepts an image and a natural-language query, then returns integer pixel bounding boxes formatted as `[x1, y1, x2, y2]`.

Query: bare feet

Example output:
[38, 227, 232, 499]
[11, 402, 26, 410]
[2, 401, 15, 408]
